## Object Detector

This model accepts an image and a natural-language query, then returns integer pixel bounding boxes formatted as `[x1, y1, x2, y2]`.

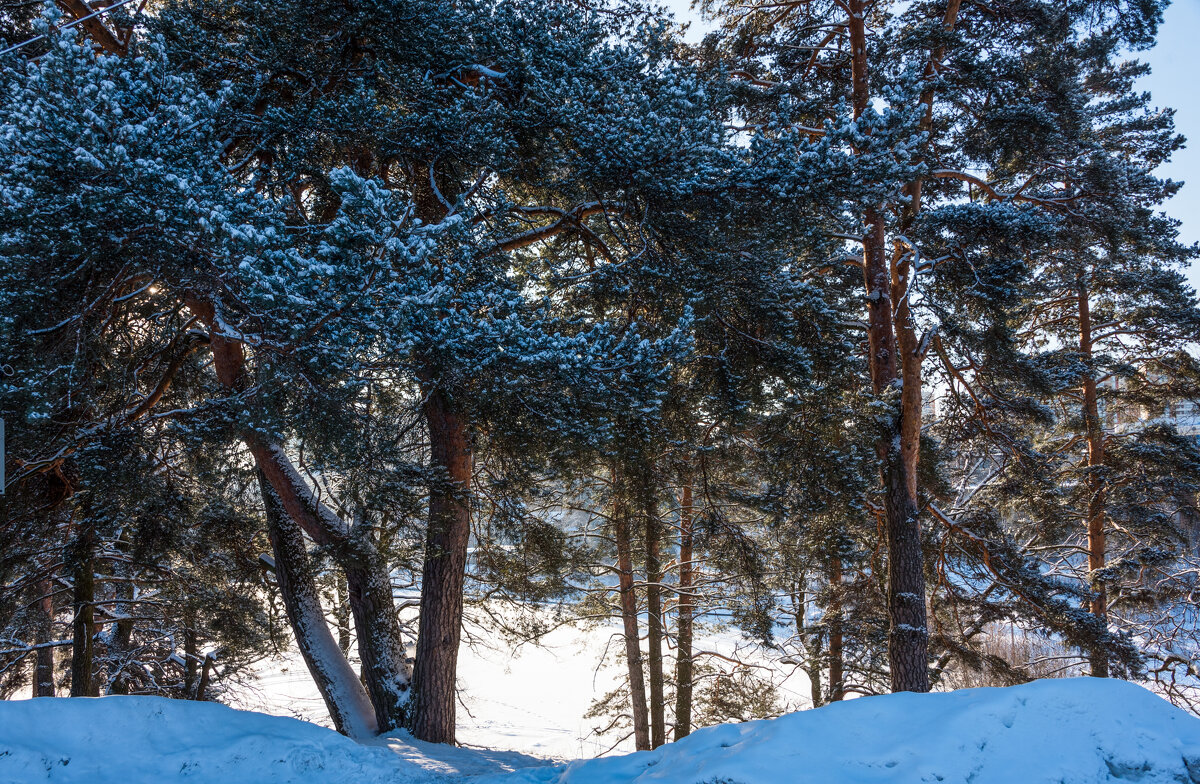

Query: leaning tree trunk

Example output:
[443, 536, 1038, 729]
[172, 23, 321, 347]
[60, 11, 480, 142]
[673, 482, 695, 740]
[248, 432, 412, 731]
[69, 519, 97, 697]
[1077, 277, 1109, 678]
[196, 297, 410, 731]
[848, 0, 930, 693]
[32, 578, 55, 697]
[259, 472, 379, 739]
[644, 484, 666, 749]
[613, 467, 651, 750]
[410, 388, 473, 744]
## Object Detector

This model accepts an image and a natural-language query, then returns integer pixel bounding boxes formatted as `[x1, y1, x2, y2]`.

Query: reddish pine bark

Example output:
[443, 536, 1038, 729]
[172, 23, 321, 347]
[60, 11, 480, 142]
[409, 389, 473, 744]
[848, 0, 931, 693]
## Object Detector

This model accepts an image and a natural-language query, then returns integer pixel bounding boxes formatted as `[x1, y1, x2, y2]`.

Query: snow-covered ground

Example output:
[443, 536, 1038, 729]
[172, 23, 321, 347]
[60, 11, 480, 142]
[499, 678, 1200, 784]
[2, 679, 1199, 783]
[0, 693, 542, 783]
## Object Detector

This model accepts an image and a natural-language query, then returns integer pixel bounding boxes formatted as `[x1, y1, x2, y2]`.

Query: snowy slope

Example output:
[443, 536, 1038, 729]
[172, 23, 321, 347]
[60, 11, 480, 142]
[494, 678, 1200, 784]
[3, 679, 1199, 784]
[0, 695, 547, 784]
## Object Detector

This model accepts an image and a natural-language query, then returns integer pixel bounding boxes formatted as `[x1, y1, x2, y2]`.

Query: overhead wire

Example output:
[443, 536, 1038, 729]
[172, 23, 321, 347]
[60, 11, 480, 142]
[0, 0, 142, 58]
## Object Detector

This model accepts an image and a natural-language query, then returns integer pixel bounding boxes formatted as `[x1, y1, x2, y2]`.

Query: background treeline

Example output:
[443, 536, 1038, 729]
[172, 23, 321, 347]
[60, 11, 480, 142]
[2, 0, 1200, 749]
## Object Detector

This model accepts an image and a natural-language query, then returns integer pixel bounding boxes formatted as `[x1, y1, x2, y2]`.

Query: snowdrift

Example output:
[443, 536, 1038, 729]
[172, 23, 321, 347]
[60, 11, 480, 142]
[498, 678, 1200, 784]
[2, 678, 1199, 783]
[0, 695, 542, 783]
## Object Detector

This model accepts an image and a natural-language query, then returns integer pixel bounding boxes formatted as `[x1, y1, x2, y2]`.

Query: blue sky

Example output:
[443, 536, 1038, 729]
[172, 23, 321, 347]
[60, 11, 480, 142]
[665, 0, 1200, 289]
[1141, 0, 1200, 279]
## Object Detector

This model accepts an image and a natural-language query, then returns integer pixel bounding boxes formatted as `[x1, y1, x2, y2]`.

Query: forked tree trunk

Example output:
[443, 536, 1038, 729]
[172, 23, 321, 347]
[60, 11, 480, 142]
[250, 433, 412, 731]
[1077, 278, 1109, 678]
[848, 0, 930, 693]
[613, 467, 651, 751]
[673, 482, 695, 740]
[196, 298, 410, 731]
[410, 388, 473, 744]
[33, 579, 55, 697]
[259, 472, 379, 738]
[69, 520, 97, 697]
[644, 485, 666, 749]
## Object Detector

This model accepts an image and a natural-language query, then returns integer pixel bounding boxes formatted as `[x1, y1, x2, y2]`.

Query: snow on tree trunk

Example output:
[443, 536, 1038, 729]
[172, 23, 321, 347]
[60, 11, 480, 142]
[345, 554, 412, 731]
[335, 578, 351, 656]
[251, 439, 412, 730]
[259, 472, 378, 739]
[195, 298, 411, 730]
[410, 389, 473, 744]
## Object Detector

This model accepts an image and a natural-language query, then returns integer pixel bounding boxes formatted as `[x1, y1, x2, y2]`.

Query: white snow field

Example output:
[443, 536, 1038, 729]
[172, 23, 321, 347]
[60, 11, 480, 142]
[230, 617, 813, 759]
[2, 678, 1199, 784]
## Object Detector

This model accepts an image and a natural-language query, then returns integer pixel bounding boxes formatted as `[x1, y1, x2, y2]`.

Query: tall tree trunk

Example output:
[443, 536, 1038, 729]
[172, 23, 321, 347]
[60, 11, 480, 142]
[848, 0, 930, 693]
[259, 472, 379, 738]
[32, 578, 55, 697]
[613, 466, 651, 751]
[828, 556, 845, 702]
[643, 483, 666, 749]
[410, 389, 473, 744]
[1077, 278, 1109, 678]
[69, 521, 97, 697]
[674, 482, 695, 740]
